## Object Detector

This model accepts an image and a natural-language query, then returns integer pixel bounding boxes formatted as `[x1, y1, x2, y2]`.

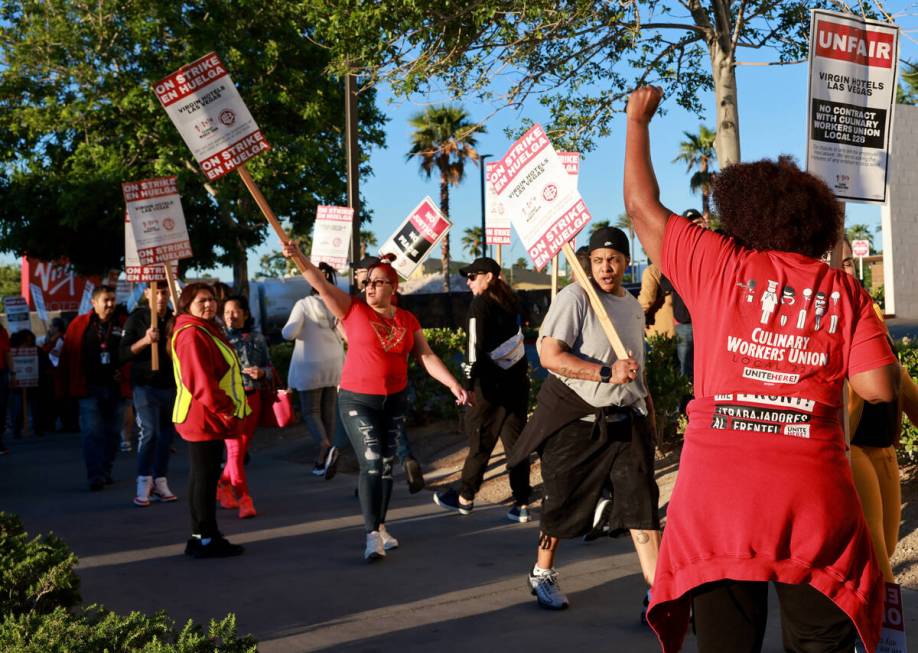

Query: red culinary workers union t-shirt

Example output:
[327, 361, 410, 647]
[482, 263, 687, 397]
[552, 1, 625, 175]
[339, 300, 421, 396]
[646, 216, 896, 653]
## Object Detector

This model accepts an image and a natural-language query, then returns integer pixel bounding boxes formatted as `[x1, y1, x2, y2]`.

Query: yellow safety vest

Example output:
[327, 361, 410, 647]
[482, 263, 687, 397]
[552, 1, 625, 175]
[171, 324, 251, 424]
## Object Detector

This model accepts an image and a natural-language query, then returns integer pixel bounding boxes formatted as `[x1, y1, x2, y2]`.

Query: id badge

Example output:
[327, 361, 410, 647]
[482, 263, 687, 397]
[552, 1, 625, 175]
[100, 351, 111, 365]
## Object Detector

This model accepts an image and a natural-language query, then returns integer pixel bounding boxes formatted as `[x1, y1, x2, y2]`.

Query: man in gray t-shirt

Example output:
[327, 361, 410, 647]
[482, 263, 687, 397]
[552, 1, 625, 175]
[523, 227, 661, 618]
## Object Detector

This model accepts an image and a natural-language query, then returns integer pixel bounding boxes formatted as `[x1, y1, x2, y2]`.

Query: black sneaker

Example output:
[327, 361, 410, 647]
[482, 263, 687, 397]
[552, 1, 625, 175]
[640, 589, 651, 624]
[404, 456, 425, 494]
[324, 446, 340, 480]
[583, 496, 613, 542]
[433, 488, 473, 515]
[184, 538, 201, 557]
[190, 536, 244, 559]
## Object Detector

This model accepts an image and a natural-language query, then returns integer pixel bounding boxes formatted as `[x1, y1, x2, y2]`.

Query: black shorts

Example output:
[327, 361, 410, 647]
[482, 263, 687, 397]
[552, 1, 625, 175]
[539, 413, 659, 539]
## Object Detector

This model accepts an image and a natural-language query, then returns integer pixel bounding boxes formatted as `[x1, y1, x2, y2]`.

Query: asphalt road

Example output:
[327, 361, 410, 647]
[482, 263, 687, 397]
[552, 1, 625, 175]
[2, 430, 915, 652]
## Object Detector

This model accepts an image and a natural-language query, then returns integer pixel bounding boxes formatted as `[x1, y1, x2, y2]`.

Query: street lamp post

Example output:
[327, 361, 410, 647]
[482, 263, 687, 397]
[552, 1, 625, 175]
[478, 154, 492, 258]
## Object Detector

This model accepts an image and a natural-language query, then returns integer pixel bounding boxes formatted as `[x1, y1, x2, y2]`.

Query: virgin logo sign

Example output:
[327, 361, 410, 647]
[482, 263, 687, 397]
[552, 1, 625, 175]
[815, 20, 894, 68]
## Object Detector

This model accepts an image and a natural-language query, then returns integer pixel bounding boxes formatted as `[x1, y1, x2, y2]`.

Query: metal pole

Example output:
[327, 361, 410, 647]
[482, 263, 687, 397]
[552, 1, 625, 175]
[345, 74, 361, 289]
[479, 154, 491, 258]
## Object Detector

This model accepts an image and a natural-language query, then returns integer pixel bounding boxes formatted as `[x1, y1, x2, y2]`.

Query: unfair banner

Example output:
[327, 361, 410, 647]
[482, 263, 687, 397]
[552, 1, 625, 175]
[806, 9, 899, 203]
[11, 347, 39, 389]
[489, 125, 592, 271]
[311, 206, 354, 269]
[124, 211, 179, 281]
[484, 162, 512, 246]
[154, 52, 271, 181]
[379, 197, 452, 279]
[123, 177, 193, 266]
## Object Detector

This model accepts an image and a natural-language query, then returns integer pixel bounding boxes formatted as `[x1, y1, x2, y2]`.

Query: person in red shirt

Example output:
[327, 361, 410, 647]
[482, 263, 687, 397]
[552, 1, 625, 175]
[283, 244, 470, 562]
[624, 86, 900, 653]
[170, 282, 250, 559]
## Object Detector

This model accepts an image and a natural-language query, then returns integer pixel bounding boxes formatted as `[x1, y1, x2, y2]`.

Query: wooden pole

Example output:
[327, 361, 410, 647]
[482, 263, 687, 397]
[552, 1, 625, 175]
[236, 164, 309, 275]
[345, 74, 361, 291]
[550, 255, 559, 298]
[561, 242, 629, 360]
[162, 263, 180, 317]
[495, 244, 502, 267]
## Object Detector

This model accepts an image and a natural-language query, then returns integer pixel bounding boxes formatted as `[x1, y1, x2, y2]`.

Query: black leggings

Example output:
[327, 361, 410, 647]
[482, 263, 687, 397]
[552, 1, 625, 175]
[691, 580, 856, 653]
[187, 440, 224, 538]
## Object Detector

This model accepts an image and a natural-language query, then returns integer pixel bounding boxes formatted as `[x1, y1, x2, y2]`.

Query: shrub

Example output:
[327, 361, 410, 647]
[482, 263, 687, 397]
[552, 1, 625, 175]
[267, 341, 294, 388]
[407, 328, 467, 423]
[897, 337, 918, 463]
[0, 513, 256, 652]
[645, 334, 693, 446]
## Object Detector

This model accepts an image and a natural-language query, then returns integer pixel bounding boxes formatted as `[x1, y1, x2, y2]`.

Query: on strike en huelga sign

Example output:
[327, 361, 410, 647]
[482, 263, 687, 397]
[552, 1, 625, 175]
[311, 206, 354, 269]
[124, 211, 179, 282]
[806, 9, 899, 203]
[878, 581, 908, 653]
[490, 125, 592, 271]
[154, 52, 271, 181]
[558, 152, 581, 181]
[485, 162, 512, 246]
[122, 177, 193, 266]
[379, 197, 452, 279]
[11, 347, 39, 389]
[3, 296, 30, 333]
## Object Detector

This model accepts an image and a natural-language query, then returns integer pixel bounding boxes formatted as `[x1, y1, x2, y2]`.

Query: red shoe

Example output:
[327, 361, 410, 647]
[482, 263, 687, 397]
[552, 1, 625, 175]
[238, 495, 256, 519]
[217, 480, 239, 509]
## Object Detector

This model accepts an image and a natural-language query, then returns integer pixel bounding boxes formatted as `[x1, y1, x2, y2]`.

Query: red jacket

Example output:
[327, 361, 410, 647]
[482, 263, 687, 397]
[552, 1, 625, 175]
[171, 314, 244, 442]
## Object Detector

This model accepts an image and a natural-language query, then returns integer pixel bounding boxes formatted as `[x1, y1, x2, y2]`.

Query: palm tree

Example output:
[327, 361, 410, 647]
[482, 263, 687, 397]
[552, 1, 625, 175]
[846, 224, 874, 251]
[589, 220, 611, 236]
[673, 125, 717, 217]
[407, 105, 486, 291]
[359, 228, 377, 259]
[461, 226, 484, 259]
[897, 60, 918, 105]
[513, 257, 528, 269]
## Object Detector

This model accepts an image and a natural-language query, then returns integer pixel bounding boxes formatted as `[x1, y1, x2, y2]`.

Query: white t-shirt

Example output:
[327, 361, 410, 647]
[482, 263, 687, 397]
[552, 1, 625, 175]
[281, 295, 344, 391]
[538, 283, 647, 413]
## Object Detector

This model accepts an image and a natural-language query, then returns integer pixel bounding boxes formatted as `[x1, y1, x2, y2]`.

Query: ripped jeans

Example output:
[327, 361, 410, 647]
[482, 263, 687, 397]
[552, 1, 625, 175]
[338, 389, 408, 533]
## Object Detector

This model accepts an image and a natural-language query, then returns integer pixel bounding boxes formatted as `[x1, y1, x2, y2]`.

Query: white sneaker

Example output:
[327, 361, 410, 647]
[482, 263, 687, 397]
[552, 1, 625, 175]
[152, 477, 177, 502]
[378, 524, 399, 550]
[364, 531, 386, 561]
[133, 476, 153, 507]
[528, 567, 569, 610]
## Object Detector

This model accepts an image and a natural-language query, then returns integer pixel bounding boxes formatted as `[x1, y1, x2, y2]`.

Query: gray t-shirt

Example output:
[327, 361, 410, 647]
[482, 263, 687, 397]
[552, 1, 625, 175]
[538, 283, 647, 413]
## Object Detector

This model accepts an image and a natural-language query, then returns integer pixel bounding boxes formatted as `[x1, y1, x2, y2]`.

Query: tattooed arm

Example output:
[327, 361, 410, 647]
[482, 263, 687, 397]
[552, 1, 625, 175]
[539, 337, 637, 384]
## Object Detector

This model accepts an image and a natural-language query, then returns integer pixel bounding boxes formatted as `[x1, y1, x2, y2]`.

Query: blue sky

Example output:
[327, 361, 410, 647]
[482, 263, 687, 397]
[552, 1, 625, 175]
[230, 11, 917, 280]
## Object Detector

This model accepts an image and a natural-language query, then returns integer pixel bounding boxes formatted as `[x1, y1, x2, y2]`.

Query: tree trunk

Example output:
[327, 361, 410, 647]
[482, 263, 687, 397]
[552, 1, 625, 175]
[440, 177, 451, 293]
[232, 237, 249, 296]
[709, 42, 741, 167]
[700, 160, 711, 218]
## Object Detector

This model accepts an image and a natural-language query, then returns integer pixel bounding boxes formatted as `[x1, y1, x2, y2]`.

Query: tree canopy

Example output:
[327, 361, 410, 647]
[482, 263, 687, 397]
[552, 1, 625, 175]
[0, 0, 386, 282]
[305, 0, 858, 164]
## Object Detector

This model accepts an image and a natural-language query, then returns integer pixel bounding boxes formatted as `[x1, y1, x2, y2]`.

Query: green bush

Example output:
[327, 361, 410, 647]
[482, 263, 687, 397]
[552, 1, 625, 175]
[408, 328, 467, 423]
[897, 337, 918, 463]
[267, 341, 294, 388]
[645, 334, 693, 446]
[0, 513, 256, 652]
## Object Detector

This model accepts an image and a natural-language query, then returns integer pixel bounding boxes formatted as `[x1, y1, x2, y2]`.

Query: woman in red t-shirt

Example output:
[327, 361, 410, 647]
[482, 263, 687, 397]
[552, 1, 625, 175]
[624, 87, 900, 653]
[283, 244, 470, 561]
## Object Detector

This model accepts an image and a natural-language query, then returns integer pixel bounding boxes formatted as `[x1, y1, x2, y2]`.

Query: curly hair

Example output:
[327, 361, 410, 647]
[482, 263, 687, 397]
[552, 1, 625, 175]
[712, 156, 842, 259]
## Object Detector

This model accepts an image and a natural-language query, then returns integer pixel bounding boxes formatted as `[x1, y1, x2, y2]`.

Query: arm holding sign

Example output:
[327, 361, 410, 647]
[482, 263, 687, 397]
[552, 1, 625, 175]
[540, 337, 638, 384]
[282, 243, 352, 320]
[623, 86, 673, 266]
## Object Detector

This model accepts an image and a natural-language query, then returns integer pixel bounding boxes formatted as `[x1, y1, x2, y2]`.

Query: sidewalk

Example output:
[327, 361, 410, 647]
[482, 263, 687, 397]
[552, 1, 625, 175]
[2, 430, 914, 652]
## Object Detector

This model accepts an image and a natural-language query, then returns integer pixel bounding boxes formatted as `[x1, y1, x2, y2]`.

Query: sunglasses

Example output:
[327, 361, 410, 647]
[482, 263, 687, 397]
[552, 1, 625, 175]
[365, 279, 393, 289]
[465, 272, 485, 280]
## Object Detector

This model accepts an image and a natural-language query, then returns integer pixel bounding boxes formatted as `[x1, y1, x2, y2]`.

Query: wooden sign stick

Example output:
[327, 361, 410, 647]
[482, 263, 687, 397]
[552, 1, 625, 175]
[163, 262, 180, 324]
[237, 164, 309, 275]
[550, 255, 559, 298]
[561, 241, 629, 360]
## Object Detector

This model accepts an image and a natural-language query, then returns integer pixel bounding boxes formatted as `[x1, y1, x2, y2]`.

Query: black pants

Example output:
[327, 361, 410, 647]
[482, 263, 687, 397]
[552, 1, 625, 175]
[692, 580, 857, 653]
[459, 386, 530, 504]
[187, 440, 224, 538]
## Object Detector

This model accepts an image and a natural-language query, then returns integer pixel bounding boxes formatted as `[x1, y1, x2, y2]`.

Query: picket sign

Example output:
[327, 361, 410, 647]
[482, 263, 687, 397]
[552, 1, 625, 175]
[551, 152, 581, 299]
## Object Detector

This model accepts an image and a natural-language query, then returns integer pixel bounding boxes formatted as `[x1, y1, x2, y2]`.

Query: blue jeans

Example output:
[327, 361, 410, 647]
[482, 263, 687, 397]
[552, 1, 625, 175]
[330, 393, 413, 462]
[338, 389, 408, 532]
[79, 385, 124, 484]
[675, 322, 694, 382]
[133, 385, 176, 478]
[9, 387, 41, 437]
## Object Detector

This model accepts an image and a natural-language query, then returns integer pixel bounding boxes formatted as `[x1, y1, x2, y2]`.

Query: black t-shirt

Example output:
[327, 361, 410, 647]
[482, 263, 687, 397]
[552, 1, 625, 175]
[119, 308, 173, 388]
[82, 314, 122, 387]
[660, 274, 692, 325]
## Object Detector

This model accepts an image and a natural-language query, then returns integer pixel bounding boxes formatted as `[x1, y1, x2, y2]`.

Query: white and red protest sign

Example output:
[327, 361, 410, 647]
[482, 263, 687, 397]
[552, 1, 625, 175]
[379, 197, 452, 279]
[806, 10, 899, 203]
[29, 284, 48, 323]
[310, 206, 354, 269]
[558, 152, 581, 180]
[122, 177, 192, 266]
[485, 162, 512, 246]
[124, 211, 179, 282]
[3, 296, 30, 334]
[22, 258, 100, 313]
[489, 125, 592, 271]
[11, 346, 39, 389]
[155, 52, 270, 181]
[877, 582, 907, 653]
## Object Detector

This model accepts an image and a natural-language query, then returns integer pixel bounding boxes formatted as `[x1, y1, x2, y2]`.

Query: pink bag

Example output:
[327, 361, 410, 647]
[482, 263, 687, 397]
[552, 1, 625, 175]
[260, 388, 295, 428]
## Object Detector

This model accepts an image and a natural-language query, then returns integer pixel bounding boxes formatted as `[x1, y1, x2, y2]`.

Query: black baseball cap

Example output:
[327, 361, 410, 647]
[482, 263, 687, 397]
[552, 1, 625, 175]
[354, 255, 381, 270]
[682, 208, 704, 223]
[588, 226, 630, 258]
[459, 257, 501, 278]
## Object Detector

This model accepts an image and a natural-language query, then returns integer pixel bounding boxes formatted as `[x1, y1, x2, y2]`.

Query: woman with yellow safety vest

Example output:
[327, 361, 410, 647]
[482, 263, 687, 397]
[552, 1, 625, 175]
[171, 282, 250, 559]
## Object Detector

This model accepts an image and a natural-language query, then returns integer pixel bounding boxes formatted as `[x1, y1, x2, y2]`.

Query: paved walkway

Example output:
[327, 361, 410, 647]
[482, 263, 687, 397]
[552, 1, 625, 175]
[2, 430, 915, 652]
